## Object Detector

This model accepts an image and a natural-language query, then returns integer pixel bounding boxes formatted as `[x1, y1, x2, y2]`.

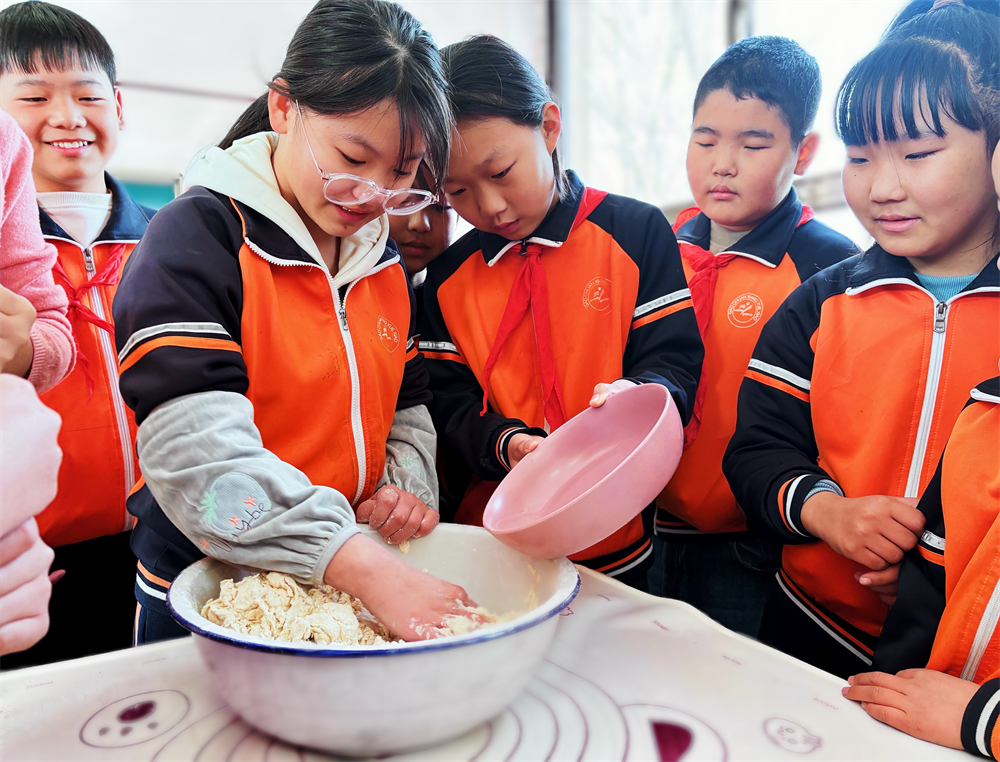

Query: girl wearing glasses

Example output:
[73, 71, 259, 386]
[113, 0, 478, 645]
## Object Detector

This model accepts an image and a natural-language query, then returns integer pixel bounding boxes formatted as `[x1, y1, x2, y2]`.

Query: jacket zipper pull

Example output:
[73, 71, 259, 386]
[339, 306, 349, 330]
[83, 247, 96, 274]
[933, 301, 947, 333]
[519, 239, 529, 255]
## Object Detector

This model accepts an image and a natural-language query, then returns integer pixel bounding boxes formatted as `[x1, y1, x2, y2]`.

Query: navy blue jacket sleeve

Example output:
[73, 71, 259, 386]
[113, 188, 249, 426]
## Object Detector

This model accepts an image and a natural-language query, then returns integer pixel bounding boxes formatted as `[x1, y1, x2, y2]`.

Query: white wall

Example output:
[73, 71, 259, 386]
[7, 0, 548, 184]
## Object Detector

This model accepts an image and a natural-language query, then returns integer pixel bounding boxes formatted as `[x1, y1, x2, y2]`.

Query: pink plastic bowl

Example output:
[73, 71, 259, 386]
[483, 383, 684, 558]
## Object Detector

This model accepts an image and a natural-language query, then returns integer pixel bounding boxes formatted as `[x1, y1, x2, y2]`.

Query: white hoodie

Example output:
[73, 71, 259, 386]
[182, 132, 390, 288]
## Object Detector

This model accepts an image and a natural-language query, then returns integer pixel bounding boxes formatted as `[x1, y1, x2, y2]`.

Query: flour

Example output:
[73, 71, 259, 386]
[203, 564, 537, 645]
[201, 572, 399, 646]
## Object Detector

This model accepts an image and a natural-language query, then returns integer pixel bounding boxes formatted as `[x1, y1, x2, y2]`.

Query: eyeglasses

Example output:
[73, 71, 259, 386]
[295, 102, 437, 216]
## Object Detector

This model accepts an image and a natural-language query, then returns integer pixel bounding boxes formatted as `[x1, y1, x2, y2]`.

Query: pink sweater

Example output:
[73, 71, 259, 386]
[1, 111, 74, 393]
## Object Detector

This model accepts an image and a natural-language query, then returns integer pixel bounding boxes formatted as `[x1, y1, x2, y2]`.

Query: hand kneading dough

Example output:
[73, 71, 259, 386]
[201, 572, 399, 645]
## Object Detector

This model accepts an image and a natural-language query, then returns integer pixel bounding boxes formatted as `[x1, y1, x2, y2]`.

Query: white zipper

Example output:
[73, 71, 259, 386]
[905, 298, 948, 497]
[81, 244, 136, 530]
[903, 286, 990, 497]
[245, 238, 400, 505]
[961, 578, 1000, 681]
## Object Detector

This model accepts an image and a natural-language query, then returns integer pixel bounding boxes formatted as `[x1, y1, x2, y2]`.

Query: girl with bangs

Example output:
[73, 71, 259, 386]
[113, 0, 483, 645]
[722, 1, 999, 679]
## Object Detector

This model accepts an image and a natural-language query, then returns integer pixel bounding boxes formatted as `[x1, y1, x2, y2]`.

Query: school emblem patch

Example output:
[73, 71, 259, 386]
[727, 293, 764, 328]
[377, 315, 400, 352]
[583, 277, 612, 313]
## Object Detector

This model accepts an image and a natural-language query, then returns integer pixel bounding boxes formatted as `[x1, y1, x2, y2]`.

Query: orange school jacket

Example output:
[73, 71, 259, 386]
[113, 187, 426, 580]
[419, 171, 703, 574]
[723, 249, 1000, 664]
[656, 190, 858, 536]
[35, 175, 153, 547]
[874, 377, 999, 760]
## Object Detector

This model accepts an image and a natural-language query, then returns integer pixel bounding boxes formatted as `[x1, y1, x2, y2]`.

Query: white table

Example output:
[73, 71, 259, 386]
[0, 568, 974, 761]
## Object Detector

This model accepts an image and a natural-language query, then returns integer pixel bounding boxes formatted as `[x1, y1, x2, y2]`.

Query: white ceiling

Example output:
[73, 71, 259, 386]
[6, 0, 549, 183]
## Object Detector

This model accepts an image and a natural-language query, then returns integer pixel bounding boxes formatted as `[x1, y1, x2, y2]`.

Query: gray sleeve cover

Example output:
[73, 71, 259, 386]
[136, 390, 360, 586]
[379, 404, 439, 511]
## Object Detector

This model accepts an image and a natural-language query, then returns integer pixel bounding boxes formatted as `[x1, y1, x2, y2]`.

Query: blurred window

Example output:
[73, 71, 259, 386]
[557, 0, 905, 245]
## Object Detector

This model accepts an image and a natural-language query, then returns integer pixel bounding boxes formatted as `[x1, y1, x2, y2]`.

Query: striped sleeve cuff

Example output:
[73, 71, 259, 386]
[775, 473, 830, 541]
[418, 339, 465, 364]
[963, 678, 1000, 759]
[803, 479, 844, 504]
[491, 424, 547, 472]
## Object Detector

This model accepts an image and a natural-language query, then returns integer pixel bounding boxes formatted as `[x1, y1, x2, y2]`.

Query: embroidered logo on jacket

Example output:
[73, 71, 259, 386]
[198, 473, 272, 544]
[377, 315, 400, 352]
[727, 293, 764, 328]
[583, 277, 612, 313]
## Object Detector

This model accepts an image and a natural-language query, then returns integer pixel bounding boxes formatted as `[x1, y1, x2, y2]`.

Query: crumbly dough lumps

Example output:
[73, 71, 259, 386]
[201, 572, 399, 645]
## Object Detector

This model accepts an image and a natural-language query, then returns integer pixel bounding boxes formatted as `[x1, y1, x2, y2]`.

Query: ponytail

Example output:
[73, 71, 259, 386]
[216, 0, 451, 187]
[219, 94, 271, 150]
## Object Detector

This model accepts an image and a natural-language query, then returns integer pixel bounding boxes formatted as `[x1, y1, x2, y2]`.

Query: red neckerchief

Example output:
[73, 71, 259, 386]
[51, 243, 127, 396]
[680, 205, 814, 447]
[480, 188, 609, 430]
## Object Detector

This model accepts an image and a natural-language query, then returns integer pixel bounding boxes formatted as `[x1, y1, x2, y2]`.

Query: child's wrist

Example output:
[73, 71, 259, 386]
[323, 533, 399, 599]
[799, 490, 841, 539]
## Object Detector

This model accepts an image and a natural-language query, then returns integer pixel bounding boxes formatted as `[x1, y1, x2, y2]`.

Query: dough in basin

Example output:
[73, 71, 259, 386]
[201, 572, 398, 645]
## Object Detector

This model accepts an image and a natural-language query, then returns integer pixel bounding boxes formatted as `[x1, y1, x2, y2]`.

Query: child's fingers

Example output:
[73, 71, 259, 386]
[0, 571, 52, 629]
[382, 499, 420, 540]
[355, 497, 376, 523]
[0, 287, 35, 320]
[857, 565, 899, 588]
[367, 488, 400, 529]
[0, 538, 54, 598]
[388, 506, 425, 544]
[882, 519, 921, 552]
[868, 535, 906, 567]
[0, 612, 51, 657]
[850, 546, 889, 571]
[590, 383, 612, 407]
[0, 520, 40, 567]
[890, 502, 926, 536]
[846, 670, 908, 693]
[412, 508, 439, 539]
[860, 701, 909, 731]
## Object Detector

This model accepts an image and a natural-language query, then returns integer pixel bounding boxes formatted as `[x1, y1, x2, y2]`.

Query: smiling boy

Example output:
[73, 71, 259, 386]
[0, 2, 155, 667]
[649, 36, 860, 637]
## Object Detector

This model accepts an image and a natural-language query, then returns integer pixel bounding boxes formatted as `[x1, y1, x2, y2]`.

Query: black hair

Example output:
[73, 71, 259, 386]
[441, 35, 568, 199]
[219, 0, 451, 190]
[0, 1, 116, 86]
[835, 9, 999, 152]
[841, 1, 1000, 254]
[693, 36, 821, 146]
[886, 0, 1000, 36]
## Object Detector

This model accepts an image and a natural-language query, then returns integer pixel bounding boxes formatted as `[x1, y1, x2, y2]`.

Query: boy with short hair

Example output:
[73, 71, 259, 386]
[0, 1, 155, 666]
[649, 36, 859, 636]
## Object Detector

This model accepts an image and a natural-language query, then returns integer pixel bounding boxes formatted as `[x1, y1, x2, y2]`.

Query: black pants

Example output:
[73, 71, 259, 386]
[1, 532, 136, 670]
[758, 573, 873, 680]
